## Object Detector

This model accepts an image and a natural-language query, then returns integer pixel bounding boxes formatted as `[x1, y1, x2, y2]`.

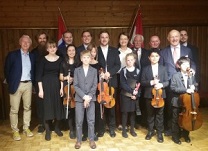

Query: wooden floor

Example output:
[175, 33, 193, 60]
[0, 107, 208, 151]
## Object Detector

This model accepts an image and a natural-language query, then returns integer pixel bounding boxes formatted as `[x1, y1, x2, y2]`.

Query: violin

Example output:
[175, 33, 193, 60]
[104, 79, 115, 108]
[178, 67, 203, 131]
[97, 68, 111, 105]
[63, 70, 75, 109]
[151, 88, 164, 108]
[151, 76, 164, 108]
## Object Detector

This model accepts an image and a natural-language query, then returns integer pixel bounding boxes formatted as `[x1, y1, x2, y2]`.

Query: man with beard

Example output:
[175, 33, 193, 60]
[31, 32, 48, 133]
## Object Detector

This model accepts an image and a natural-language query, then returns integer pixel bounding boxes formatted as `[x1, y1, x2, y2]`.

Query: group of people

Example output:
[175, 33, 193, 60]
[4, 28, 199, 149]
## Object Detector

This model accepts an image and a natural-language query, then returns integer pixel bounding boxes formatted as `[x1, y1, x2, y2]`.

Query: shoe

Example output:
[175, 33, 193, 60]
[55, 129, 63, 137]
[172, 137, 181, 145]
[82, 135, 87, 141]
[157, 133, 164, 143]
[97, 132, 104, 137]
[122, 131, 128, 138]
[94, 134, 98, 141]
[164, 130, 172, 136]
[184, 136, 191, 143]
[89, 141, 96, 149]
[37, 125, 45, 134]
[130, 131, 137, 137]
[75, 142, 81, 149]
[45, 131, 51, 141]
[118, 125, 122, 131]
[145, 131, 155, 140]
[69, 131, 76, 139]
[109, 130, 116, 138]
[23, 129, 34, 137]
[13, 131, 21, 141]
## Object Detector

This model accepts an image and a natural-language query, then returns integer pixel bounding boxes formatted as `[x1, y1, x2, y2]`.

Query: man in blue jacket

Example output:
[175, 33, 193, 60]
[4, 35, 35, 141]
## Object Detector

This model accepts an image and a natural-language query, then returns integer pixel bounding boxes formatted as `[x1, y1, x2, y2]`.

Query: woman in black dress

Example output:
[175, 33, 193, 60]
[37, 40, 64, 141]
[59, 44, 78, 139]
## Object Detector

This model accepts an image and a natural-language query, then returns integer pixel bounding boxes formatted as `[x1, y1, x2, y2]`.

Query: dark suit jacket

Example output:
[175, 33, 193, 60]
[159, 45, 196, 80]
[98, 46, 121, 87]
[170, 72, 196, 107]
[57, 43, 67, 58]
[141, 65, 169, 99]
[132, 48, 150, 70]
[73, 66, 97, 102]
[4, 49, 35, 94]
[76, 44, 86, 56]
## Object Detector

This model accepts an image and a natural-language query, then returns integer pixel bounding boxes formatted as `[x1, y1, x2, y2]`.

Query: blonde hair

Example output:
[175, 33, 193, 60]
[125, 52, 137, 61]
[80, 50, 91, 58]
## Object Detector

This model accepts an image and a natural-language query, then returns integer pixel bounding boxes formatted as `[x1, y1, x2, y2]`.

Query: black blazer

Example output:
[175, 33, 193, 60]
[98, 46, 121, 87]
[132, 48, 150, 70]
[170, 72, 196, 107]
[141, 64, 169, 99]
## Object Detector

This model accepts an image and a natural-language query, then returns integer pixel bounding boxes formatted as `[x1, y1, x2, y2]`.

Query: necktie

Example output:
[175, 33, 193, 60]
[173, 47, 178, 64]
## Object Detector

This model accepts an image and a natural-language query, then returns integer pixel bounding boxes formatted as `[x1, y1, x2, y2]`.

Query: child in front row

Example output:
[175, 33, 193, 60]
[120, 53, 141, 138]
[141, 49, 169, 143]
[73, 50, 97, 149]
[170, 56, 197, 145]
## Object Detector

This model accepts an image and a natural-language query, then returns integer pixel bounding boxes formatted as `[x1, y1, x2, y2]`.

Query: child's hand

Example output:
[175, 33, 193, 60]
[84, 100, 90, 108]
[190, 85, 195, 91]
[154, 83, 163, 90]
[131, 95, 137, 100]
[186, 88, 194, 94]
[133, 90, 138, 95]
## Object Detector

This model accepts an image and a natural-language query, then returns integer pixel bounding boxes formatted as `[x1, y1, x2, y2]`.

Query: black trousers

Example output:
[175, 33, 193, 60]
[172, 106, 189, 139]
[146, 99, 164, 133]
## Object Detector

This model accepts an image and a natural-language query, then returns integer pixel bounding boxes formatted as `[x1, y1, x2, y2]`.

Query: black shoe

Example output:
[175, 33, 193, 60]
[130, 131, 137, 137]
[45, 131, 51, 141]
[38, 125, 45, 134]
[122, 131, 128, 138]
[164, 130, 172, 136]
[184, 136, 191, 143]
[69, 131, 76, 139]
[82, 135, 87, 141]
[109, 130, 116, 138]
[172, 137, 181, 145]
[97, 132, 104, 137]
[157, 133, 164, 143]
[55, 129, 63, 137]
[145, 131, 155, 140]
[94, 134, 98, 141]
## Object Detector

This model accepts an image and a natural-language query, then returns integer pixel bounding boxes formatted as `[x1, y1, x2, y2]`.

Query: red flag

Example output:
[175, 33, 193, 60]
[58, 15, 67, 46]
[130, 9, 143, 47]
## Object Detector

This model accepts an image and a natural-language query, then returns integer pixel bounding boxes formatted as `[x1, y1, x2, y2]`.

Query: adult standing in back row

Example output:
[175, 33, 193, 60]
[4, 35, 35, 141]
[159, 29, 196, 136]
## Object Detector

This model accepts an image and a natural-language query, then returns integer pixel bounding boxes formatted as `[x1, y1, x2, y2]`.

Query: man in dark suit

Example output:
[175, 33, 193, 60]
[57, 30, 73, 58]
[4, 35, 35, 141]
[31, 31, 48, 134]
[132, 34, 150, 70]
[160, 29, 196, 136]
[97, 31, 121, 138]
[180, 30, 200, 83]
[76, 30, 92, 57]
[132, 34, 149, 129]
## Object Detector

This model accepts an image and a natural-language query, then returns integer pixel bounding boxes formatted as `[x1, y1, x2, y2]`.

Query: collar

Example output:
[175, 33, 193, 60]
[21, 49, 29, 55]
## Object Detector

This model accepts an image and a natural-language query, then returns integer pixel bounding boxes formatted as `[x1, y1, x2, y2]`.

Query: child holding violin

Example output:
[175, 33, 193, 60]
[120, 53, 141, 138]
[141, 49, 169, 143]
[73, 50, 97, 149]
[170, 56, 197, 145]
[59, 44, 79, 139]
